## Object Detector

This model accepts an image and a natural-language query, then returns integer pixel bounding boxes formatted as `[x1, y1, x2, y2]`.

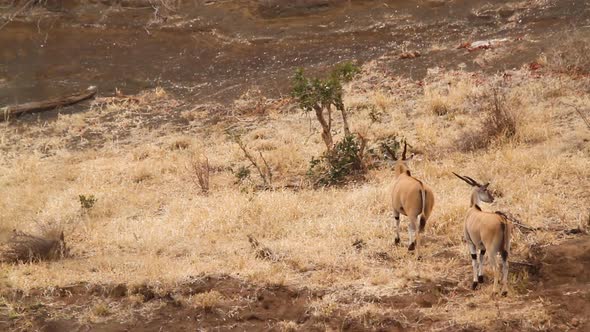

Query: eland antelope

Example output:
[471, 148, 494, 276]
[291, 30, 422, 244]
[453, 173, 511, 296]
[390, 142, 435, 251]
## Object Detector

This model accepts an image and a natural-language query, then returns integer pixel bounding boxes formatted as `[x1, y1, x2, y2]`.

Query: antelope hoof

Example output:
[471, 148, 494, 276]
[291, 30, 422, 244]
[394, 237, 400, 245]
[408, 242, 416, 251]
[478, 275, 484, 284]
[472, 282, 478, 290]
[501, 291, 508, 297]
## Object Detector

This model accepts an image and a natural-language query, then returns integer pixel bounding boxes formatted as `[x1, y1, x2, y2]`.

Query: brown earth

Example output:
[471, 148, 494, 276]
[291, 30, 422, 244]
[1, 235, 588, 331]
[1, 0, 589, 108]
[528, 236, 590, 332]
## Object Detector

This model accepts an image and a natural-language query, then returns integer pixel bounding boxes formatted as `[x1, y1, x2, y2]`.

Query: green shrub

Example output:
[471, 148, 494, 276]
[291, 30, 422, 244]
[233, 166, 251, 184]
[79, 195, 97, 210]
[307, 135, 365, 186]
[375, 134, 403, 161]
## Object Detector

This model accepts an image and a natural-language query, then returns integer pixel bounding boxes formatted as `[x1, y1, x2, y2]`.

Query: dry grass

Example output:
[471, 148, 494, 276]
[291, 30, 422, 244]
[546, 30, 590, 75]
[0, 63, 588, 329]
[188, 290, 225, 311]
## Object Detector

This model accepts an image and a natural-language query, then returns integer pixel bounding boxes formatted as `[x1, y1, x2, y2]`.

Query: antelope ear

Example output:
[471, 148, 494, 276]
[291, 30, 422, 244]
[60, 231, 65, 241]
[483, 182, 490, 188]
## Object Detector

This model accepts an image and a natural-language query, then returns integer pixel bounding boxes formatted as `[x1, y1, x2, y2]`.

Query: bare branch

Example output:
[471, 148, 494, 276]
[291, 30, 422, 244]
[562, 102, 590, 130]
[495, 211, 538, 232]
[236, 138, 271, 188]
[259, 151, 273, 187]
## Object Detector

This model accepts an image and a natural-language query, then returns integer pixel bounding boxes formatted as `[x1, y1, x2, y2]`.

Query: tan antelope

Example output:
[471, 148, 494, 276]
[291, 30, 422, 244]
[453, 173, 511, 296]
[389, 142, 435, 251]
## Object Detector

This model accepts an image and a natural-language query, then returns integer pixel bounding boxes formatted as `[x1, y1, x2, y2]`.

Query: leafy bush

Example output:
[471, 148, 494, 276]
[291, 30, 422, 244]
[307, 135, 366, 186]
[79, 195, 97, 210]
[233, 166, 251, 184]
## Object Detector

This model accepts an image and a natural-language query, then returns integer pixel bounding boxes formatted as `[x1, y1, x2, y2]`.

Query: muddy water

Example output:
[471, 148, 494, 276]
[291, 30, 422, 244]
[0, 0, 588, 106]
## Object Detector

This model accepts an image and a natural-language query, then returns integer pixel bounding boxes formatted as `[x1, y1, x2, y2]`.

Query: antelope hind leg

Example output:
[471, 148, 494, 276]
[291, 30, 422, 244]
[393, 210, 401, 245]
[468, 242, 479, 290]
[478, 248, 486, 283]
[407, 216, 417, 251]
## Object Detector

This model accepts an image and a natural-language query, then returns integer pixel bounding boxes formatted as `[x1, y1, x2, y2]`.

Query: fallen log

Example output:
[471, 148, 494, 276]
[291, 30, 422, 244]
[1, 86, 97, 122]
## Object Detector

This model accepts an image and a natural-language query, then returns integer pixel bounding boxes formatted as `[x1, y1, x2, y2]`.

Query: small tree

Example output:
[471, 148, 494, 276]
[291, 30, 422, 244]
[291, 62, 360, 151]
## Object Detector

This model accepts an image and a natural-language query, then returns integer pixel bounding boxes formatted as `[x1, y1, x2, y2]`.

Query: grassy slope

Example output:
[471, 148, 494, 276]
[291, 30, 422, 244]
[1, 52, 589, 329]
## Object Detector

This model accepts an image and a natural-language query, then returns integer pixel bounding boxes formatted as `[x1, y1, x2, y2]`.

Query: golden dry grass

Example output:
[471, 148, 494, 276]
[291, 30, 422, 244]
[0, 65, 588, 329]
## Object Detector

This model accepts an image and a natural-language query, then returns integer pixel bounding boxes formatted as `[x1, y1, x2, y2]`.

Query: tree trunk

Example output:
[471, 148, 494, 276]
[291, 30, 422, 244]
[314, 105, 333, 151]
[336, 102, 351, 136]
[2, 86, 97, 122]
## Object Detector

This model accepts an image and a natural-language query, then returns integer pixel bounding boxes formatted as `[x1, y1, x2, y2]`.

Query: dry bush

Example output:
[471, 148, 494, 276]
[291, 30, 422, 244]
[456, 88, 517, 152]
[186, 154, 210, 194]
[0, 223, 68, 263]
[546, 30, 590, 75]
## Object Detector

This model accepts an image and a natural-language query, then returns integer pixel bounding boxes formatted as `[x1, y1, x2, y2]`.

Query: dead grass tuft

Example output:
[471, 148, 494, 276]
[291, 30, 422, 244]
[91, 302, 112, 317]
[0, 223, 68, 263]
[456, 88, 517, 152]
[189, 290, 225, 311]
[247, 235, 278, 261]
[276, 320, 299, 332]
[186, 154, 210, 194]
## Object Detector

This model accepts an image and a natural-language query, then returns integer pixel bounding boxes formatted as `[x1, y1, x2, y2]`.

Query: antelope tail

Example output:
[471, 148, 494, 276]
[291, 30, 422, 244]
[502, 222, 511, 259]
[418, 187, 427, 233]
[496, 212, 511, 260]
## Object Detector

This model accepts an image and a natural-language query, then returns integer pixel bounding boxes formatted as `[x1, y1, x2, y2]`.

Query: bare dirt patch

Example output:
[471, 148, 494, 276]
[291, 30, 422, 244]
[1, 236, 587, 331]
[528, 237, 590, 331]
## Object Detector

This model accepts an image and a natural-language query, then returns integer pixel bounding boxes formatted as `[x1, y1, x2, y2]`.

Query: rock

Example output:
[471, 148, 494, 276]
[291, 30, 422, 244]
[399, 51, 421, 59]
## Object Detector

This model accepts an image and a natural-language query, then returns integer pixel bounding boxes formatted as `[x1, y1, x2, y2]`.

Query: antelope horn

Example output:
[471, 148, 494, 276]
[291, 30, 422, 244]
[402, 140, 407, 160]
[463, 175, 483, 187]
[452, 172, 478, 187]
